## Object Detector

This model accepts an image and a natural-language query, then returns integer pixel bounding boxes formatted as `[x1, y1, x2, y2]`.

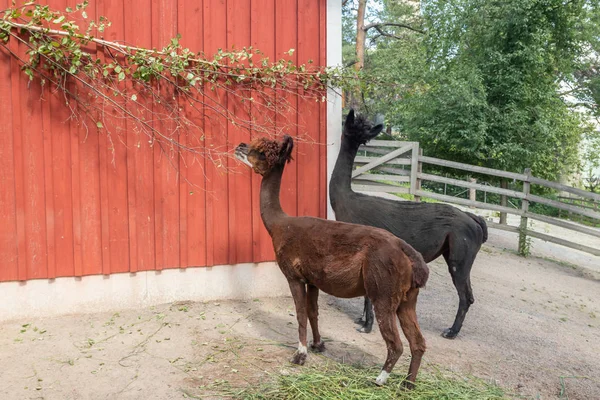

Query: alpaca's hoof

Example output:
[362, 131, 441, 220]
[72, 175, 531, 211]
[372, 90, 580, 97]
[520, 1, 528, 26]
[441, 328, 458, 339]
[402, 380, 415, 390]
[310, 341, 326, 353]
[357, 325, 372, 334]
[375, 370, 389, 386]
[290, 351, 307, 365]
[354, 317, 366, 325]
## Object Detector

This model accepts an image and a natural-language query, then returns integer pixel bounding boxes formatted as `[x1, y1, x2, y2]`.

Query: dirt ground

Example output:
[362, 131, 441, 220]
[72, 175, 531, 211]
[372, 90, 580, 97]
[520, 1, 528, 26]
[1, 225, 599, 400]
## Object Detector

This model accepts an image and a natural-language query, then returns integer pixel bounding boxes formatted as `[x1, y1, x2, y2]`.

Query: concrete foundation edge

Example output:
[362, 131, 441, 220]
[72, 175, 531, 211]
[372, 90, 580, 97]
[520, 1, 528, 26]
[0, 262, 289, 321]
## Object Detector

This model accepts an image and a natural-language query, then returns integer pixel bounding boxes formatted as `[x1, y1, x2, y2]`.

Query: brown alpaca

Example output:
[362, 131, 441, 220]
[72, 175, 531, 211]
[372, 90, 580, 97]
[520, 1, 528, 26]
[235, 135, 430, 387]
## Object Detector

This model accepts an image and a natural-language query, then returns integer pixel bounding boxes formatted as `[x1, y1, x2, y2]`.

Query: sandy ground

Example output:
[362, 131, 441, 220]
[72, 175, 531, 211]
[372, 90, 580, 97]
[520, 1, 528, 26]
[1, 226, 599, 400]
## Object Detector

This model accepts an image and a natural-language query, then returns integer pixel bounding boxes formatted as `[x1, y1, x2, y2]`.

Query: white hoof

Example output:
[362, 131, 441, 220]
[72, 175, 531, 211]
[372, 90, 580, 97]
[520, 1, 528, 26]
[375, 370, 389, 386]
[297, 342, 307, 355]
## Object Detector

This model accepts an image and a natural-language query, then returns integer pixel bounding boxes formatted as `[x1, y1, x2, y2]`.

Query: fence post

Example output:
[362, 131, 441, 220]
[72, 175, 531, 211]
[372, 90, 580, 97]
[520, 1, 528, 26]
[414, 147, 423, 202]
[518, 168, 532, 256]
[469, 178, 477, 206]
[500, 179, 508, 224]
[410, 143, 420, 200]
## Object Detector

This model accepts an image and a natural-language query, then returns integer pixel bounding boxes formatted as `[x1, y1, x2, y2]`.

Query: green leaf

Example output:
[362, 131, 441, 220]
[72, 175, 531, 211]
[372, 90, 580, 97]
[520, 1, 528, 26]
[81, 11, 88, 19]
[118, 71, 125, 81]
[131, 94, 137, 101]
[23, 67, 34, 81]
[52, 16, 65, 24]
[69, 66, 77, 74]
[96, 122, 103, 129]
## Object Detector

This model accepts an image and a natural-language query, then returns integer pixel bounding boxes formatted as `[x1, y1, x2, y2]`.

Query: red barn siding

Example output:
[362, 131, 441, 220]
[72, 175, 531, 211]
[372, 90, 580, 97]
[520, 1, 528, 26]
[227, 0, 254, 265]
[251, 0, 277, 262]
[0, 0, 327, 282]
[0, 0, 18, 281]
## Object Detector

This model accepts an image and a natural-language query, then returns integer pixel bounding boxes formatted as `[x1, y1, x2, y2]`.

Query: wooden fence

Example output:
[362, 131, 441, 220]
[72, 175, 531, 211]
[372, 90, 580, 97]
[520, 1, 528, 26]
[352, 141, 600, 257]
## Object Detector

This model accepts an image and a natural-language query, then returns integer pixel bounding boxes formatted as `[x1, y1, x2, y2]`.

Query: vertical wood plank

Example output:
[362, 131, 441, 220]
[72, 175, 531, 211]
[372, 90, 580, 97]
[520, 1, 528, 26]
[93, 0, 112, 276]
[0, 1, 19, 281]
[37, 0, 56, 279]
[9, 27, 27, 281]
[47, 0, 76, 278]
[124, 4, 139, 274]
[227, 0, 253, 264]
[41, 75, 56, 279]
[178, 0, 207, 267]
[251, 0, 276, 262]
[18, 30, 49, 279]
[203, 0, 229, 266]
[152, 0, 180, 270]
[101, 0, 131, 274]
[78, 2, 103, 276]
[297, 0, 321, 218]
[275, 0, 299, 218]
[318, 0, 327, 219]
[60, 0, 83, 277]
[177, 0, 188, 269]
[125, 0, 156, 272]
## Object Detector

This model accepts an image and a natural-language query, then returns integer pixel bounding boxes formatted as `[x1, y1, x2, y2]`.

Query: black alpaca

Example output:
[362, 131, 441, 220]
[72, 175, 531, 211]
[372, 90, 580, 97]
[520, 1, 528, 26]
[330, 109, 488, 339]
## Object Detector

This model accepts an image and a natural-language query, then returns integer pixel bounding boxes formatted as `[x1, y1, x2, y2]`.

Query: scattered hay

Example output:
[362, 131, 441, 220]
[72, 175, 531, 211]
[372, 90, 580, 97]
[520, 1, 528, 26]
[208, 360, 511, 400]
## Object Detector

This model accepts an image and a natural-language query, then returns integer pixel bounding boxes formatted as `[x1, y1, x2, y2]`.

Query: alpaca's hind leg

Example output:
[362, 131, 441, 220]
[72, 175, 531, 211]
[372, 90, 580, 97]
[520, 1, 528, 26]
[288, 280, 308, 365]
[397, 288, 426, 389]
[443, 251, 477, 339]
[373, 302, 403, 386]
[356, 297, 374, 334]
[306, 284, 325, 352]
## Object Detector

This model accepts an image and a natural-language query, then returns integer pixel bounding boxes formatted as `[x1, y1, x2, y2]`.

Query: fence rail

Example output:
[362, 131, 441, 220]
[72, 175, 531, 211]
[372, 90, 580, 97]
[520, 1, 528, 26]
[352, 141, 600, 258]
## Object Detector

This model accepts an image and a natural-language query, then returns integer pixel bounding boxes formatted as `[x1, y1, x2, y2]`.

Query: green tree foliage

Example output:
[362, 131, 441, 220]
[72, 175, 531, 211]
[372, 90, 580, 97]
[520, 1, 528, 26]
[344, 0, 600, 181]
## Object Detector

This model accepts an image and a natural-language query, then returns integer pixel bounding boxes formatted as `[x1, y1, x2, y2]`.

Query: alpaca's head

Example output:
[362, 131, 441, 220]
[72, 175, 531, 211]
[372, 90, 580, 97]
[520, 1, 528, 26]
[235, 135, 294, 175]
[343, 109, 384, 146]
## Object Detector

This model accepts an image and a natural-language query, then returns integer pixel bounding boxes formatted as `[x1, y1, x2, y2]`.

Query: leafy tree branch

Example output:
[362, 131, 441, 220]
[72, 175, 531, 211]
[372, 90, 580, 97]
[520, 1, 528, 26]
[363, 22, 424, 36]
[0, 0, 360, 169]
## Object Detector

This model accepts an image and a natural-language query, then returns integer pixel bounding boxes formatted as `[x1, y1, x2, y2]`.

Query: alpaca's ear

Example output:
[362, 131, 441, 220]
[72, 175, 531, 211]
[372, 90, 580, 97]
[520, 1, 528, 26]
[279, 135, 294, 163]
[345, 109, 355, 127]
[369, 123, 384, 137]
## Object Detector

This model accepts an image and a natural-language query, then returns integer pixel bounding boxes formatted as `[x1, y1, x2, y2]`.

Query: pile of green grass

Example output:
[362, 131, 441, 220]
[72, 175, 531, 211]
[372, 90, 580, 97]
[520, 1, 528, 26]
[211, 362, 511, 400]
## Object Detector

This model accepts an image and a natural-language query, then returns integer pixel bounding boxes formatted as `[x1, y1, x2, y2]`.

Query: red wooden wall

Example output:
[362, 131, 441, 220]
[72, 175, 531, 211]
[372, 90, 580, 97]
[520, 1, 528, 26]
[0, 0, 327, 282]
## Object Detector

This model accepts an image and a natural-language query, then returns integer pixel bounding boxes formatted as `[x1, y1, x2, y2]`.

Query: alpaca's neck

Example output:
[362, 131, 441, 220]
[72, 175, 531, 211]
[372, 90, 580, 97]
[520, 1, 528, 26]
[330, 139, 359, 197]
[260, 165, 287, 232]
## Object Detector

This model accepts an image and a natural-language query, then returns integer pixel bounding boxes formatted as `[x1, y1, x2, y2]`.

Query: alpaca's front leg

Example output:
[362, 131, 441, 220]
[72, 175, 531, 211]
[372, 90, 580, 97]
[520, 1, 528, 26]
[288, 280, 308, 365]
[307, 284, 325, 352]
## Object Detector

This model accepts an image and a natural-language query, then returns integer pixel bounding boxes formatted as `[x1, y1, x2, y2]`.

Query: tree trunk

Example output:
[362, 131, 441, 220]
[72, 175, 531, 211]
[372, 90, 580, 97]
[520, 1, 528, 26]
[350, 0, 367, 109]
[355, 0, 367, 72]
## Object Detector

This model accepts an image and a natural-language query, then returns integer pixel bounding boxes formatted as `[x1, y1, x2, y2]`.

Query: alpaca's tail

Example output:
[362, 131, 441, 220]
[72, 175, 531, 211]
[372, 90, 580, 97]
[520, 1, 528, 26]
[412, 256, 430, 289]
[466, 212, 488, 243]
